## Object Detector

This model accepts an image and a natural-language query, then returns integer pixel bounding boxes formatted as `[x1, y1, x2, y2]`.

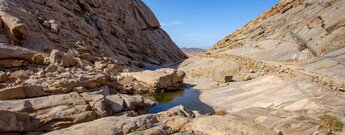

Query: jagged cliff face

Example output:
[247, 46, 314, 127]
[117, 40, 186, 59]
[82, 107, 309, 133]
[212, 0, 345, 62]
[0, 0, 187, 67]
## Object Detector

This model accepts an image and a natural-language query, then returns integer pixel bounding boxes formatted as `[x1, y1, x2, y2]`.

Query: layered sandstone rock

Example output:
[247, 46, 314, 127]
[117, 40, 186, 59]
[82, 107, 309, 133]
[0, 90, 152, 132]
[213, 0, 345, 62]
[178, 0, 345, 134]
[118, 68, 186, 93]
[0, 0, 186, 68]
[43, 105, 275, 135]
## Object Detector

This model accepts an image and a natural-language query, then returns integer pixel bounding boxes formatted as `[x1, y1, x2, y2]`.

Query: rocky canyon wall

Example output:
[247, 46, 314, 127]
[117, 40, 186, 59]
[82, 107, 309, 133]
[0, 0, 187, 68]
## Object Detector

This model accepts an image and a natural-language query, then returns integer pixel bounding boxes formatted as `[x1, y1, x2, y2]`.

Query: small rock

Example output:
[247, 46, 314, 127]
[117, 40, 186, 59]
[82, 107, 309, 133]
[104, 63, 119, 75]
[106, 95, 125, 114]
[241, 75, 252, 81]
[10, 70, 30, 80]
[48, 20, 59, 33]
[50, 49, 78, 67]
[0, 71, 9, 82]
[95, 61, 107, 69]
[32, 53, 47, 65]
[120, 94, 145, 110]
[42, 20, 50, 27]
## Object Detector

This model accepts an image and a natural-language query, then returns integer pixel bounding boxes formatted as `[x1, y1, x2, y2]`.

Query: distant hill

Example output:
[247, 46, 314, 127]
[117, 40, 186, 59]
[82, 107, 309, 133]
[180, 47, 206, 57]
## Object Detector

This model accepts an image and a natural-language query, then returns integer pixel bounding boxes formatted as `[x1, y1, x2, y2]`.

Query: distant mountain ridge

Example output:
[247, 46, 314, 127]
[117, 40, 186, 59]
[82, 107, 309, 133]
[180, 47, 206, 56]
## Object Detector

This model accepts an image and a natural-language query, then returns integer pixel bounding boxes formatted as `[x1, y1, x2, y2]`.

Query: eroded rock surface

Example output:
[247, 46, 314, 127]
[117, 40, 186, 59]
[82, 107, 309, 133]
[0, 0, 188, 134]
[118, 68, 186, 93]
[178, 0, 345, 134]
[0, 0, 186, 68]
[44, 105, 275, 135]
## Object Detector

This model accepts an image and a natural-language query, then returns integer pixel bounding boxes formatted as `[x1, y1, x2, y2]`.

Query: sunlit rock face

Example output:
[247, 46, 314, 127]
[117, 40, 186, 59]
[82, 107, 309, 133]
[0, 0, 187, 68]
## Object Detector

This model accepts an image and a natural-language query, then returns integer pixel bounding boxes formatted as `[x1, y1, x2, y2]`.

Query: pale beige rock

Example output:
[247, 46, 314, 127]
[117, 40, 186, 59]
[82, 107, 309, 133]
[179, 56, 239, 82]
[189, 116, 275, 135]
[0, 12, 26, 40]
[214, 75, 233, 83]
[0, 85, 48, 100]
[199, 75, 345, 134]
[106, 95, 125, 114]
[94, 61, 107, 70]
[241, 74, 252, 81]
[118, 68, 186, 93]
[120, 94, 145, 110]
[49, 49, 77, 67]
[43, 106, 193, 135]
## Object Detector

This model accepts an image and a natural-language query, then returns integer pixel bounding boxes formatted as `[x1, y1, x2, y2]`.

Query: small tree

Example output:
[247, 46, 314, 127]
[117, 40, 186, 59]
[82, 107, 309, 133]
[319, 114, 344, 134]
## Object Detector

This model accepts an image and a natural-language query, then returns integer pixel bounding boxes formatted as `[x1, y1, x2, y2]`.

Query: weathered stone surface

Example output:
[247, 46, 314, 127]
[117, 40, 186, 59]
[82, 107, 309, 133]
[120, 94, 145, 110]
[188, 116, 275, 135]
[213, 0, 345, 62]
[118, 68, 186, 93]
[214, 75, 233, 83]
[240, 74, 252, 81]
[43, 106, 194, 135]
[105, 95, 125, 114]
[179, 56, 239, 82]
[0, 71, 8, 82]
[0, 111, 40, 132]
[0, 85, 48, 100]
[0, 44, 45, 65]
[0, 0, 186, 67]
[49, 49, 77, 67]
[0, 91, 152, 132]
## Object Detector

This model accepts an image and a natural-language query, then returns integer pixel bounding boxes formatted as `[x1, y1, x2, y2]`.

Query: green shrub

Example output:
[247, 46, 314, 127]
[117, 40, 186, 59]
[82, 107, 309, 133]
[319, 114, 344, 134]
[334, 42, 345, 51]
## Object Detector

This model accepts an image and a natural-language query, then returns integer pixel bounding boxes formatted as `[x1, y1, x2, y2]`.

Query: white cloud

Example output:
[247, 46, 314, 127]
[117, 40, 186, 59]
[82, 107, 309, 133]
[161, 20, 182, 26]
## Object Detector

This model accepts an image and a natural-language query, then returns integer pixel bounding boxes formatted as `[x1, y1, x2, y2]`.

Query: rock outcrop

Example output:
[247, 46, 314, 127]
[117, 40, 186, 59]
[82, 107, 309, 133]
[0, 90, 152, 132]
[0, 0, 186, 68]
[43, 106, 275, 135]
[213, 0, 345, 62]
[117, 68, 186, 93]
[178, 0, 345, 134]
[0, 0, 187, 134]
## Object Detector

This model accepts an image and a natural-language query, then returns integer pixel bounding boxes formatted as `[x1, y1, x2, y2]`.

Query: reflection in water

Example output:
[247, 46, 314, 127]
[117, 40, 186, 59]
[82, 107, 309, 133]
[148, 87, 214, 115]
[153, 90, 184, 103]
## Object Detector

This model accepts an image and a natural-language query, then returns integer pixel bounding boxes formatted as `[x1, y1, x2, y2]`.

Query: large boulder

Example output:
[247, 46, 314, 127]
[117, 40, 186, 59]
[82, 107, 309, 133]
[118, 68, 186, 93]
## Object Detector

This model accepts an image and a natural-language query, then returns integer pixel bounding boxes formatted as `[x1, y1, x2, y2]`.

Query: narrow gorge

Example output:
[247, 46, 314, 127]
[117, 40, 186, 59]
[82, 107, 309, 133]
[1, 0, 345, 135]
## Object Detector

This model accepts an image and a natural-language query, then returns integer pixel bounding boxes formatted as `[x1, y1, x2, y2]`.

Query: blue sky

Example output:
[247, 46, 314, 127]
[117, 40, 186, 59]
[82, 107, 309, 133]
[143, 0, 279, 49]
